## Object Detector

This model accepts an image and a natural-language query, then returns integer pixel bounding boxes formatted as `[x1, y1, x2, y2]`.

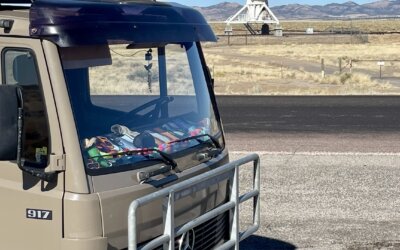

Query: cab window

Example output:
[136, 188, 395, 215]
[2, 49, 49, 167]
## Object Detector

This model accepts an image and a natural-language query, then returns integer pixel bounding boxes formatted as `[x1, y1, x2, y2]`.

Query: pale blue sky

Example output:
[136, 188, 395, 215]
[172, 0, 377, 7]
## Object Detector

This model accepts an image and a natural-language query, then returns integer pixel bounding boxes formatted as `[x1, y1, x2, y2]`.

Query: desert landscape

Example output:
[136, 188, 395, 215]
[203, 20, 400, 95]
[189, 0, 400, 96]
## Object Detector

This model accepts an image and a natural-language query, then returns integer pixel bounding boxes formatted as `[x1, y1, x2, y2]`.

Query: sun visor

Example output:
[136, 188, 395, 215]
[29, 0, 217, 47]
[60, 45, 112, 69]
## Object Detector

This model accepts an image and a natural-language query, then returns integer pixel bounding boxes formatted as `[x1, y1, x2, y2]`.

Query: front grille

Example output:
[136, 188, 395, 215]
[192, 212, 229, 250]
[136, 212, 229, 250]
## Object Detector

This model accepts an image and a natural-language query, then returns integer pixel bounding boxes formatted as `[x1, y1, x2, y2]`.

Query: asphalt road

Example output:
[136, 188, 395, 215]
[217, 96, 400, 133]
[217, 96, 400, 153]
[218, 96, 400, 250]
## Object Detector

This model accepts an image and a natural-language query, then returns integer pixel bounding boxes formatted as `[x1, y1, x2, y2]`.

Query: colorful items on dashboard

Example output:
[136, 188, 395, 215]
[83, 117, 211, 169]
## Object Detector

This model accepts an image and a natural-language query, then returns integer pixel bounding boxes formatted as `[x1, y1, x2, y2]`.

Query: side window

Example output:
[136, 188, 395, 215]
[2, 49, 49, 167]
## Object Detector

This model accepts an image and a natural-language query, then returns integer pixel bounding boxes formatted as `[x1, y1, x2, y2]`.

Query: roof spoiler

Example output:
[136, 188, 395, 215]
[29, 0, 217, 47]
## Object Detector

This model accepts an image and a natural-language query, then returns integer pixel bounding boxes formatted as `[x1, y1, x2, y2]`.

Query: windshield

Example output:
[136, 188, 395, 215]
[61, 42, 223, 175]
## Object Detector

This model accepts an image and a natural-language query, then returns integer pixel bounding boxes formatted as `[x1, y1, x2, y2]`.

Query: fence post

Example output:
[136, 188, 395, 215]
[338, 58, 342, 74]
[213, 65, 215, 79]
[350, 59, 353, 73]
[321, 58, 325, 78]
[378, 61, 384, 79]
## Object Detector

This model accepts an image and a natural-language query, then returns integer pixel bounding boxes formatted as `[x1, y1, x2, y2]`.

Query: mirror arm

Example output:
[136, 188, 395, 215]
[16, 107, 23, 164]
[18, 161, 59, 183]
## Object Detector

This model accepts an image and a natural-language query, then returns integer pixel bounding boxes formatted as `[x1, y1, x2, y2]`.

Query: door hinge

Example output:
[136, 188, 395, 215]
[48, 154, 66, 172]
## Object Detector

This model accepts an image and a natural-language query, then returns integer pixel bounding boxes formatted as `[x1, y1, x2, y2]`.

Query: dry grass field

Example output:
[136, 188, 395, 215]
[89, 44, 196, 96]
[203, 34, 400, 95]
[282, 19, 400, 33]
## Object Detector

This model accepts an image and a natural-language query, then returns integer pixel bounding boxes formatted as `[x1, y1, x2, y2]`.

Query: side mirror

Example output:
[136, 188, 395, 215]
[206, 66, 215, 89]
[0, 85, 19, 161]
[0, 85, 58, 182]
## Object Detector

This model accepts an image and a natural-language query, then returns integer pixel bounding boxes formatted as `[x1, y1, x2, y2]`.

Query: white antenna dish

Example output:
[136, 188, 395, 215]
[225, 0, 282, 36]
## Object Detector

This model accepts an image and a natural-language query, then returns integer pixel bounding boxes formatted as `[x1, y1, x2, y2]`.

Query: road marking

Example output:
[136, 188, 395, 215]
[231, 151, 400, 156]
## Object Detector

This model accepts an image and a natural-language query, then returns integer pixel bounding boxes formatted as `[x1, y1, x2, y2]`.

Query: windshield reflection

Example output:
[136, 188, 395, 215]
[62, 42, 222, 173]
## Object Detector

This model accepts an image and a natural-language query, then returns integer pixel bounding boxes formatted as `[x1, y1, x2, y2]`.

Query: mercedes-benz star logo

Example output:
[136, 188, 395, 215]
[178, 229, 195, 250]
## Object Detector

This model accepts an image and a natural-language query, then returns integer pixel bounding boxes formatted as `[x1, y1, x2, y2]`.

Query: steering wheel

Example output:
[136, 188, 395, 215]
[115, 96, 174, 125]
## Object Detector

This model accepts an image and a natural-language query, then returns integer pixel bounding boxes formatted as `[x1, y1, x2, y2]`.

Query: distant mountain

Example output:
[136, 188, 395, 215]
[194, 0, 400, 20]
[274, 0, 400, 19]
[193, 2, 242, 21]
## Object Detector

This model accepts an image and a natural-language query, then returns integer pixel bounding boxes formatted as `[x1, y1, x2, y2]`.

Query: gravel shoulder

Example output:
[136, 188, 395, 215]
[236, 152, 400, 250]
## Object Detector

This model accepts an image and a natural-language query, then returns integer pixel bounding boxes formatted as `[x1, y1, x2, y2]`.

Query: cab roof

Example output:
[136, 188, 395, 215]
[0, 0, 217, 47]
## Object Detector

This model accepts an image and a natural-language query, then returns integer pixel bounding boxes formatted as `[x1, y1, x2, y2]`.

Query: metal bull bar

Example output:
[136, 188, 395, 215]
[128, 153, 261, 250]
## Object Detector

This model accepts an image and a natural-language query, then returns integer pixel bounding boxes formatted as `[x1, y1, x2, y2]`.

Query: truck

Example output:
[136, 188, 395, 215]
[0, 0, 260, 249]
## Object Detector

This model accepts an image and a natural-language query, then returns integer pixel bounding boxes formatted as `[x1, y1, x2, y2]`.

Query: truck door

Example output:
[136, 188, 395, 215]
[0, 38, 64, 250]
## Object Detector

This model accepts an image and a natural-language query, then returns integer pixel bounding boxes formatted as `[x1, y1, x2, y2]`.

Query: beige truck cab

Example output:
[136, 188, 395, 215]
[0, 1, 260, 250]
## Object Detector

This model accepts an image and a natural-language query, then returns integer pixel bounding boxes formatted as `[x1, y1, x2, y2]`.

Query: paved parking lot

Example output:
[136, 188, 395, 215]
[235, 152, 400, 250]
[218, 96, 400, 249]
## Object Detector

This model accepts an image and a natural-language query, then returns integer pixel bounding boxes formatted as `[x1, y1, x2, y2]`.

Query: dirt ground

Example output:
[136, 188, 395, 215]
[203, 34, 400, 95]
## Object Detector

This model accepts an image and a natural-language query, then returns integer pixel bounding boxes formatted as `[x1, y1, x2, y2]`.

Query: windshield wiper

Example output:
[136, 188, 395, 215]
[89, 148, 177, 168]
[167, 133, 222, 150]
[167, 133, 223, 162]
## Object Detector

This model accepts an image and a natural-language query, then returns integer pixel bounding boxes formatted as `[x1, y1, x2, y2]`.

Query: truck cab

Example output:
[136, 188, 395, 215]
[0, 1, 260, 250]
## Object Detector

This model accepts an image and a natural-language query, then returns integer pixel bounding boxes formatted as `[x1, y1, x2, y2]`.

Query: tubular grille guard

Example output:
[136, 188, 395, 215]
[128, 154, 261, 250]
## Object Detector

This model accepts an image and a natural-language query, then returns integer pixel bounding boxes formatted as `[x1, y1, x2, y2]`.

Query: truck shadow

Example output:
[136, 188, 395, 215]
[240, 235, 297, 250]
[22, 172, 58, 191]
